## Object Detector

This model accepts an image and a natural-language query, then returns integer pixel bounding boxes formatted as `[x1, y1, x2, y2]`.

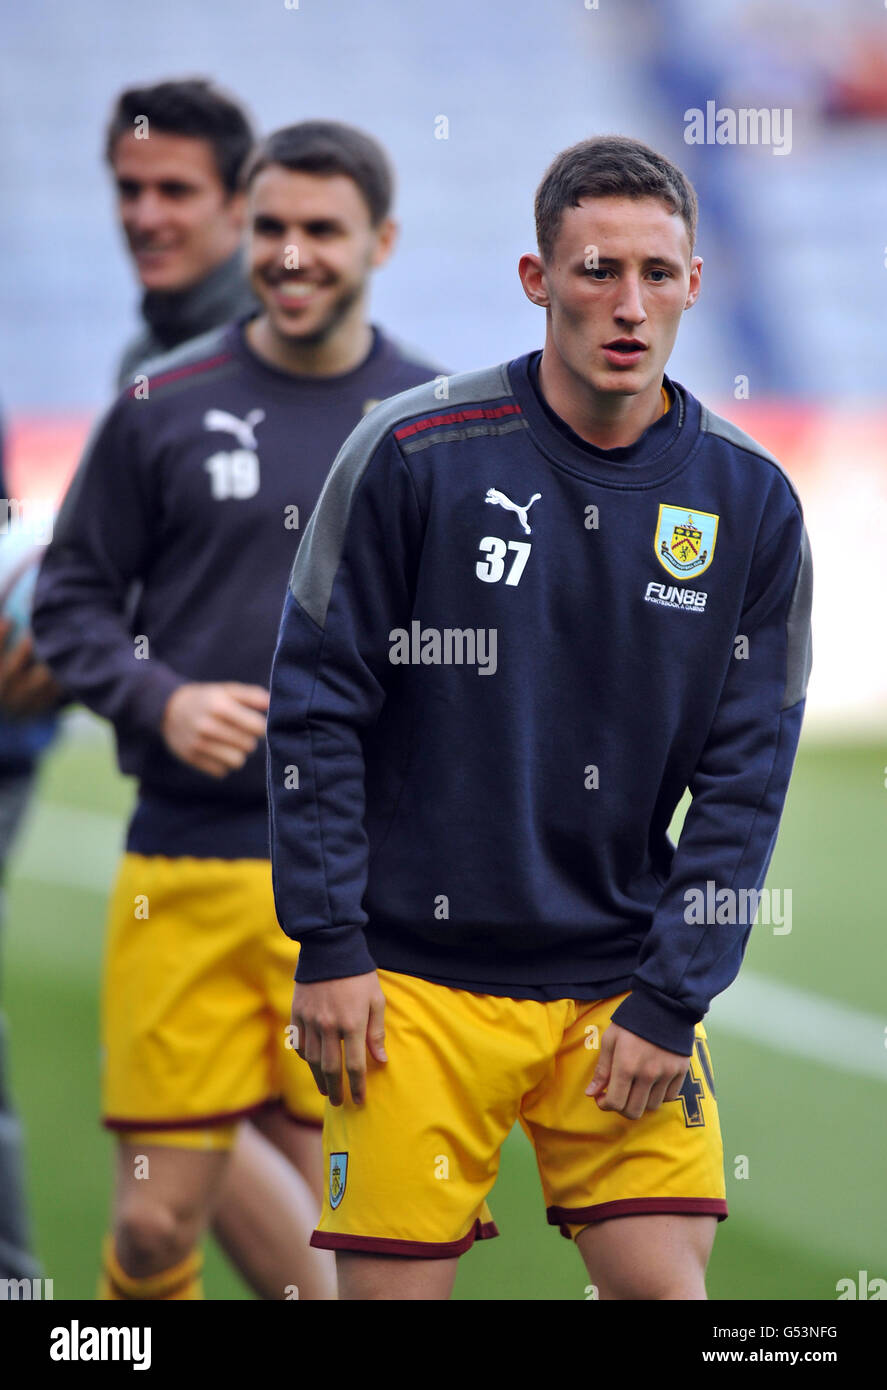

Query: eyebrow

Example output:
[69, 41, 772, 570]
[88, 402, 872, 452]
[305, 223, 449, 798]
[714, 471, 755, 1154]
[116, 177, 198, 191]
[252, 215, 345, 231]
[581, 254, 685, 274]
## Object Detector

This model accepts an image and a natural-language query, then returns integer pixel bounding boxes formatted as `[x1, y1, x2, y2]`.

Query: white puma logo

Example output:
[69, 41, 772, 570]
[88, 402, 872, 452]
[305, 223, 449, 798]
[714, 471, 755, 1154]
[485, 487, 542, 535]
[203, 408, 266, 450]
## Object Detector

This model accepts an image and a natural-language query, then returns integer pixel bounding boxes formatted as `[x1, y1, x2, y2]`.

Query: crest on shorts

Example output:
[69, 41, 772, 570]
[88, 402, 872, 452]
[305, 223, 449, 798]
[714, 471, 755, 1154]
[329, 1151, 348, 1209]
[654, 504, 719, 580]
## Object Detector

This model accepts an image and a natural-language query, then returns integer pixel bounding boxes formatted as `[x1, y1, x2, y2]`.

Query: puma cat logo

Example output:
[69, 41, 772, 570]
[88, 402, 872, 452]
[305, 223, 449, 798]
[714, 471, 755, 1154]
[484, 488, 542, 535]
[203, 408, 266, 450]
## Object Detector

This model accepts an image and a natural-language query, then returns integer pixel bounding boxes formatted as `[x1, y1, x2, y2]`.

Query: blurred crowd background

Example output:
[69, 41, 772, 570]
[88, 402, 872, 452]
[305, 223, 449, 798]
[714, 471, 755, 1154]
[4, 0, 886, 722]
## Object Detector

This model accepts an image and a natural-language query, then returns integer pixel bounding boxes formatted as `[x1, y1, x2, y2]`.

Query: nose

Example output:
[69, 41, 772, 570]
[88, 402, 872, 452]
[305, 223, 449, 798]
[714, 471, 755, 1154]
[126, 191, 167, 236]
[613, 274, 646, 327]
[288, 235, 319, 273]
[269, 237, 316, 278]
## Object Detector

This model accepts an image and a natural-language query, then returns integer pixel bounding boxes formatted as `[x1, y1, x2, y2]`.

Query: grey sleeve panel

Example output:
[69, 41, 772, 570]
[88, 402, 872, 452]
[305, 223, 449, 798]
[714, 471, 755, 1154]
[287, 432, 388, 630]
[699, 404, 803, 510]
[116, 329, 159, 391]
[133, 325, 232, 381]
[699, 404, 812, 708]
[289, 361, 512, 628]
[783, 521, 813, 710]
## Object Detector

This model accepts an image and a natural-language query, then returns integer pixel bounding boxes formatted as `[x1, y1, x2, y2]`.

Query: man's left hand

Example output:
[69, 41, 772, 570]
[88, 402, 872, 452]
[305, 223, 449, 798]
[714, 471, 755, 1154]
[586, 1021, 690, 1120]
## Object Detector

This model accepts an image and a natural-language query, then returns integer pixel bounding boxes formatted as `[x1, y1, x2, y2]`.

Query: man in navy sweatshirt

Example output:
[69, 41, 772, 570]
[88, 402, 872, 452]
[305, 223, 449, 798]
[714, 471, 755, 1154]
[32, 121, 442, 1301]
[109, 79, 258, 390]
[266, 135, 813, 1300]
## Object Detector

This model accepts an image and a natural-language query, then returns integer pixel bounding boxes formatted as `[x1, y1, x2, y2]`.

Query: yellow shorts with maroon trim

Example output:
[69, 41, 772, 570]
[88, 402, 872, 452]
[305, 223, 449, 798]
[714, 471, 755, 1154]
[101, 853, 323, 1147]
[311, 969, 726, 1256]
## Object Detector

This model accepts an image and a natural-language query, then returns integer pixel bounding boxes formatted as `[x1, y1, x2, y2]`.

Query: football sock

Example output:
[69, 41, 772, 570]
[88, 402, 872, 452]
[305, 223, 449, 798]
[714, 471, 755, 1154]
[98, 1234, 203, 1300]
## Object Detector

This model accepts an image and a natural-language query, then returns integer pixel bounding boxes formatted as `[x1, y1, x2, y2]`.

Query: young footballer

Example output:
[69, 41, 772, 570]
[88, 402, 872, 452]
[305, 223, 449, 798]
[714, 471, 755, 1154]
[32, 121, 441, 1300]
[0, 81, 255, 784]
[106, 77, 314, 1286]
[266, 135, 813, 1300]
[108, 79, 258, 389]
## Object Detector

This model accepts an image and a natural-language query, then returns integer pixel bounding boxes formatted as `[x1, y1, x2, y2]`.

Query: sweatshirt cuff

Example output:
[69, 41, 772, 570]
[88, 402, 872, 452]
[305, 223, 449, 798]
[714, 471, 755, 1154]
[293, 924, 378, 982]
[125, 665, 188, 735]
[610, 983, 701, 1056]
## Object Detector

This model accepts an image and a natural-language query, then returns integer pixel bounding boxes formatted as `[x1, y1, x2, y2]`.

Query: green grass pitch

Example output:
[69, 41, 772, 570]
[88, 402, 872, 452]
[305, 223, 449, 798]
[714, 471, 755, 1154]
[4, 716, 885, 1299]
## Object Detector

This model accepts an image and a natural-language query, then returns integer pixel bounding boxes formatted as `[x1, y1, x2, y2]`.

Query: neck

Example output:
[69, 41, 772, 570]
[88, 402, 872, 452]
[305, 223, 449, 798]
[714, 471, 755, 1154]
[141, 249, 244, 330]
[246, 310, 373, 378]
[537, 346, 666, 450]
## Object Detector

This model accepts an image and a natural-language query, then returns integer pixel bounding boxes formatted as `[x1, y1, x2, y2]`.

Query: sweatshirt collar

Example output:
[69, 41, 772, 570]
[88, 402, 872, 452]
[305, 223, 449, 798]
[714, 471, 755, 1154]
[507, 350, 701, 488]
[228, 316, 388, 392]
[141, 250, 258, 342]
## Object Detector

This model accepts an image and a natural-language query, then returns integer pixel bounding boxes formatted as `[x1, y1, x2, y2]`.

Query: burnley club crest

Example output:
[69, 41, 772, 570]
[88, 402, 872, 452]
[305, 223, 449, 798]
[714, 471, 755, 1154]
[329, 1151, 348, 1209]
[654, 504, 719, 580]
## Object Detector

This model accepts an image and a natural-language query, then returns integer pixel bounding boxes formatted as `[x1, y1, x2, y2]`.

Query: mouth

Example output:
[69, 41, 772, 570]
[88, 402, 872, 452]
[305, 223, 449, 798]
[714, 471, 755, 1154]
[601, 338, 648, 367]
[133, 242, 179, 261]
[266, 278, 329, 310]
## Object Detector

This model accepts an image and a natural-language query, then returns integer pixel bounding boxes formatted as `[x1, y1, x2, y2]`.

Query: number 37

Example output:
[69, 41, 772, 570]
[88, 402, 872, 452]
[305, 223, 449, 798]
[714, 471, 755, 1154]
[475, 536, 532, 586]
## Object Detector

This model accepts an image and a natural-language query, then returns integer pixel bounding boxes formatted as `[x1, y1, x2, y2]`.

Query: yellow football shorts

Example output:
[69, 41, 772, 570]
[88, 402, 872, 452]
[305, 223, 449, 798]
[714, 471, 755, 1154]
[312, 969, 727, 1256]
[101, 853, 323, 1147]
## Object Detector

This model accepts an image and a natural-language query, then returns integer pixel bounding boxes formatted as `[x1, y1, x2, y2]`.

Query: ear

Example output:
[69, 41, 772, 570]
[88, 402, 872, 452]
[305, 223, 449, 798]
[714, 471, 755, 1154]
[371, 217, 398, 269]
[519, 252, 550, 308]
[225, 188, 248, 235]
[684, 255, 703, 310]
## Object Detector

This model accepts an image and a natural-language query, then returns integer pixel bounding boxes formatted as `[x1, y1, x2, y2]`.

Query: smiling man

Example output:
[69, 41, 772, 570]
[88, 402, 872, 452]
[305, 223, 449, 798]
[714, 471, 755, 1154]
[32, 120, 440, 1300]
[242, 141, 395, 377]
[266, 134, 813, 1300]
[107, 80, 257, 388]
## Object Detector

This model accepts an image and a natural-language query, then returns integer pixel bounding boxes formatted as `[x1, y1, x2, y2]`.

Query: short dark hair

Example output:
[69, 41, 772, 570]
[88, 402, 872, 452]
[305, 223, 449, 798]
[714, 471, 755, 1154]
[242, 121, 394, 226]
[105, 79, 254, 195]
[535, 135, 698, 262]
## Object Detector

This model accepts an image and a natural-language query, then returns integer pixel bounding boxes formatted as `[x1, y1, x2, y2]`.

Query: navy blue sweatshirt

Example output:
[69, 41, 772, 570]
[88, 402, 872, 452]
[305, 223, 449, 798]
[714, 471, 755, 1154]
[31, 318, 441, 857]
[267, 353, 813, 1055]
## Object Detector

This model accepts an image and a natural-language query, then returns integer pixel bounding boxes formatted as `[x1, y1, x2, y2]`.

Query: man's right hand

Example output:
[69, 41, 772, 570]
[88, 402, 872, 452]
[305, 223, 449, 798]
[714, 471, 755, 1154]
[291, 972, 388, 1106]
[0, 621, 65, 718]
[161, 681, 270, 777]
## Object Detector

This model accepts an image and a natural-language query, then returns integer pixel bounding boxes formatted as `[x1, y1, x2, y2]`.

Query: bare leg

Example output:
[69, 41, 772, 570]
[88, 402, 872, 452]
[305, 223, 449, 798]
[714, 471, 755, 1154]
[576, 1213, 717, 1300]
[211, 1118, 335, 1300]
[336, 1251, 459, 1301]
[251, 1106, 325, 1205]
[113, 1141, 229, 1280]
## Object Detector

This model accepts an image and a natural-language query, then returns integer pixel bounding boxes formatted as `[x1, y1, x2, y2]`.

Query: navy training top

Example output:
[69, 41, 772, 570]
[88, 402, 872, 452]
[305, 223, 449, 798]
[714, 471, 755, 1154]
[266, 352, 813, 1054]
[31, 317, 442, 856]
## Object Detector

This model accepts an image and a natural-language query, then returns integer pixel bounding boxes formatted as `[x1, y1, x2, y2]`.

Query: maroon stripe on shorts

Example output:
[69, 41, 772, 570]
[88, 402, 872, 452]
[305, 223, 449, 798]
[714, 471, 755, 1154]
[549, 1195, 728, 1238]
[103, 1096, 283, 1131]
[276, 1101, 324, 1130]
[309, 1217, 499, 1259]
